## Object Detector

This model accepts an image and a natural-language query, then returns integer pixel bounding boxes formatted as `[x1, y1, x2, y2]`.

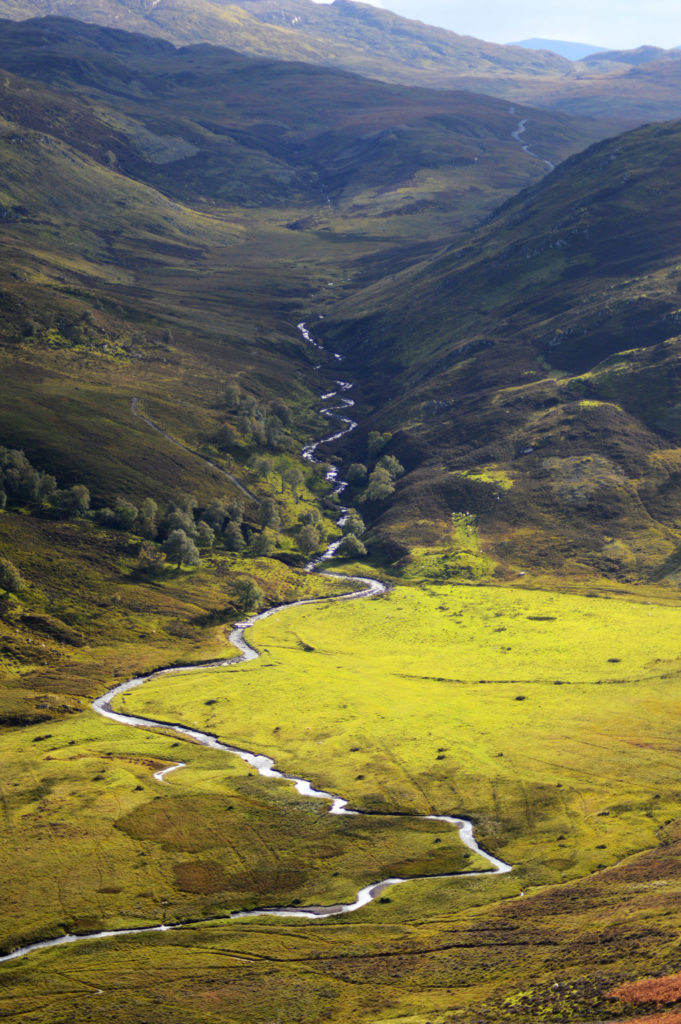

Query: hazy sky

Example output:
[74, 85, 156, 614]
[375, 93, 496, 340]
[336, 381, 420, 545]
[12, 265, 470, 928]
[314, 0, 681, 50]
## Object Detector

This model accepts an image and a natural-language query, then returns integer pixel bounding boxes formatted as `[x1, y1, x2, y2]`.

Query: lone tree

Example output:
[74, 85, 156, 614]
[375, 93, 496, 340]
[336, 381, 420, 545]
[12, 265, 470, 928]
[0, 557, 23, 594]
[337, 533, 367, 558]
[342, 511, 365, 537]
[298, 523, 321, 557]
[233, 576, 264, 612]
[162, 529, 201, 569]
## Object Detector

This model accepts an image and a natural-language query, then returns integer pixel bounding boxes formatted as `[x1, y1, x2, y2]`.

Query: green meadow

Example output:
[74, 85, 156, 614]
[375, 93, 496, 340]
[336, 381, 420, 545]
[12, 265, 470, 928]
[120, 581, 681, 900]
[5, 580, 681, 1023]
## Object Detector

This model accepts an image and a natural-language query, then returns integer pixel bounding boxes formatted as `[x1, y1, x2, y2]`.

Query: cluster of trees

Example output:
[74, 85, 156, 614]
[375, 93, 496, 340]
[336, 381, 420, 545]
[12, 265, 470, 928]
[130, 494, 248, 571]
[344, 453, 404, 505]
[214, 383, 293, 453]
[0, 447, 90, 518]
[132, 492, 331, 571]
[251, 456, 304, 498]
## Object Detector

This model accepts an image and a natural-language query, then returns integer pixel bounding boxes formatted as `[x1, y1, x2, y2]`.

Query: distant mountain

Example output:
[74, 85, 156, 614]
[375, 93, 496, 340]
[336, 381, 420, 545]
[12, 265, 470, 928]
[582, 44, 681, 67]
[0, 16, 591, 229]
[0, 0, 679, 128]
[511, 38, 609, 61]
[324, 120, 681, 583]
[0, 0, 572, 89]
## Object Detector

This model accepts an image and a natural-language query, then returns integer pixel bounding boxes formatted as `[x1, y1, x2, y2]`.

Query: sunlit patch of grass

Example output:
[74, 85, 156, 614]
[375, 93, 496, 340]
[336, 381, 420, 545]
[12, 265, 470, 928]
[122, 582, 681, 897]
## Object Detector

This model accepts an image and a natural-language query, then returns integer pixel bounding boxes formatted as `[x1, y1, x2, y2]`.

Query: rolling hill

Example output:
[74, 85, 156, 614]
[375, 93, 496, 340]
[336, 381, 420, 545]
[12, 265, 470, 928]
[0, 0, 680, 127]
[322, 119, 681, 584]
[0, 15, 595, 489]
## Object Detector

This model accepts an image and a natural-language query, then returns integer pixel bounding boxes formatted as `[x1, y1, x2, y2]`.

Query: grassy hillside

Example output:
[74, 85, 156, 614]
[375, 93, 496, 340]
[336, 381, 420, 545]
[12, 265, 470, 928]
[0, 0, 679, 127]
[322, 120, 681, 585]
[0, 18, 599, 504]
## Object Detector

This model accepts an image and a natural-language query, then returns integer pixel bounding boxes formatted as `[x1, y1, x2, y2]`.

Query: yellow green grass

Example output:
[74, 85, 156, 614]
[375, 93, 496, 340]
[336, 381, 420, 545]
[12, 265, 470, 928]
[4, 581, 681, 1022]
[120, 582, 681, 901]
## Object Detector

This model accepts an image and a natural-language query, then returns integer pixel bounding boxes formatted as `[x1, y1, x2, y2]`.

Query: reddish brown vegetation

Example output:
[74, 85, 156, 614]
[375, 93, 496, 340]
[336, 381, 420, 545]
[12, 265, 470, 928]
[609, 973, 681, 1005]
[609, 1015, 681, 1024]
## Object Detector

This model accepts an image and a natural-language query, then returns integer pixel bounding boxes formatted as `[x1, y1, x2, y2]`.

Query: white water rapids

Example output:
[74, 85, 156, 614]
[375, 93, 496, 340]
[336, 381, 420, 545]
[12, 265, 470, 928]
[0, 323, 510, 966]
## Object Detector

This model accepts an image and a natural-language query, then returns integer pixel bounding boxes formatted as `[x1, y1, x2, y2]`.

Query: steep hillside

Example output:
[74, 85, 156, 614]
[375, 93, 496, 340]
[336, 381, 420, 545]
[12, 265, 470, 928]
[323, 120, 681, 584]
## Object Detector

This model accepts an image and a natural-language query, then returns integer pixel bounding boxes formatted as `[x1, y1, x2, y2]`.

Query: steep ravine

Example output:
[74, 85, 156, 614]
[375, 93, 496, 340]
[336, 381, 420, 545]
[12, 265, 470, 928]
[0, 324, 511, 966]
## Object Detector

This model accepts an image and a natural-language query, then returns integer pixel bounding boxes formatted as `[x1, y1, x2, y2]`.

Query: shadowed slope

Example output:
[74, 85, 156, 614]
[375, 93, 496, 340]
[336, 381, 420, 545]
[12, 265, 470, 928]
[323, 120, 681, 583]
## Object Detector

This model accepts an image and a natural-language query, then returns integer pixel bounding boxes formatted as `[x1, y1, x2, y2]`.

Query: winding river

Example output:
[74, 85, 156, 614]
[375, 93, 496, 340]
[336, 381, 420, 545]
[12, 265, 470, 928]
[511, 112, 556, 173]
[0, 323, 511, 967]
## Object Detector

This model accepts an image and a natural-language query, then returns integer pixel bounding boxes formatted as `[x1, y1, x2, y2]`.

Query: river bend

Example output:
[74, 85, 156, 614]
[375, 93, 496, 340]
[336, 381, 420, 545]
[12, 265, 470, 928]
[0, 323, 511, 966]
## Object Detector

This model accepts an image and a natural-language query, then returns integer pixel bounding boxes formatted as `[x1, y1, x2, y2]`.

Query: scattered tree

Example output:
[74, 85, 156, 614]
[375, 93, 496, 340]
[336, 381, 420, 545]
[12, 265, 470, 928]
[377, 455, 404, 479]
[252, 456, 274, 480]
[138, 497, 158, 538]
[269, 398, 292, 427]
[367, 431, 391, 459]
[223, 520, 246, 552]
[196, 521, 215, 549]
[361, 467, 395, 504]
[214, 423, 238, 452]
[336, 533, 367, 558]
[55, 484, 91, 518]
[136, 541, 166, 576]
[226, 500, 244, 524]
[111, 496, 137, 530]
[201, 500, 227, 532]
[346, 463, 367, 485]
[284, 466, 304, 499]
[249, 528, 275, 557]
[298, 523, 321, 557]
[162, 529, 201, 569]
[256, 498, 281, 531]
[298, 507, 322, 527]
[162, 508, 196, 539]
[233, 577, 264, 612]
[342, 511, 365, 537]
[0, 557, 23, 594]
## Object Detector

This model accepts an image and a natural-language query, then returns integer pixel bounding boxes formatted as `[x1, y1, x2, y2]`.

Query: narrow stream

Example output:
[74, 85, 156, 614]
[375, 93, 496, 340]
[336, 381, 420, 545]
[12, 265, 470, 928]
[0, 323, 511, 966]
[510, 111, 556, 172]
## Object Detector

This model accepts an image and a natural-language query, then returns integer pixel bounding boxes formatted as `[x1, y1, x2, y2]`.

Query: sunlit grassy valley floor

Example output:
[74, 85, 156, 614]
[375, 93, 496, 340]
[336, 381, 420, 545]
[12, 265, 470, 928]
[4, 9, 681, 1024]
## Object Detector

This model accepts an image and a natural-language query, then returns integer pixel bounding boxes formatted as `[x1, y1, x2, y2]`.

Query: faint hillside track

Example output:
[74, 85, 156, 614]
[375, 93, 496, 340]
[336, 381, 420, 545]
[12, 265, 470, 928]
[130, 396, 257, 502]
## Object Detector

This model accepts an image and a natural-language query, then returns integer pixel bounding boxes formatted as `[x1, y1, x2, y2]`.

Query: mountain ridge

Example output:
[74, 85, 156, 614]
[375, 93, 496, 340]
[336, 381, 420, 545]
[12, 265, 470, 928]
[321, 119, 681, 583]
